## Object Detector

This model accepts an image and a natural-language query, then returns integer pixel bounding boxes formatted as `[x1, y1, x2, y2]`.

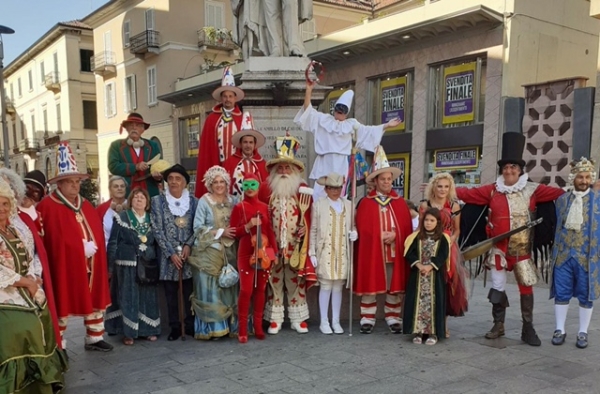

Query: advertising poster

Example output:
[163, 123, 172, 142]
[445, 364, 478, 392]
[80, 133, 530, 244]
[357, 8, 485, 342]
[442, 62, 476, 124]
[380, 76, 406, 132]
[388, 153, 410, 198]
[433, 146, 479, 171]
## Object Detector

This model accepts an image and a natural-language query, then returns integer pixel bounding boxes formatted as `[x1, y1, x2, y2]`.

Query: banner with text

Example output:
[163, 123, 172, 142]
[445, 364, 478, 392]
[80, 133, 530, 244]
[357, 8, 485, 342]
[388, 153, 410, 198]
[433, 146, 479, 171]
[442, 62, 476, 125]
[380, 77, 406, 132]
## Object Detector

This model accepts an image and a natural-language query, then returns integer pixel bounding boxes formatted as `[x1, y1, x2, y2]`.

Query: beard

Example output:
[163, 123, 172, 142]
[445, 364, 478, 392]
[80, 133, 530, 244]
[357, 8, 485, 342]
[269, 172, 303, 198]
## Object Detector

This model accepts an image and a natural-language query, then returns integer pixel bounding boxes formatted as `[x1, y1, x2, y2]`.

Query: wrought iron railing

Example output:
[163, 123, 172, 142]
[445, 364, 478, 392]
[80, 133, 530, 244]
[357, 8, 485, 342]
[130, 30, 160, 54]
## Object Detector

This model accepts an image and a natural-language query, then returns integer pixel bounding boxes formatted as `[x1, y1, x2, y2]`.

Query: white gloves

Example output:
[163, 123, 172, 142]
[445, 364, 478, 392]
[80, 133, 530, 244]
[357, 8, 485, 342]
[348, 230, 358, 242]
[83, 240, 98, 258]
[310, 255, 318, 268]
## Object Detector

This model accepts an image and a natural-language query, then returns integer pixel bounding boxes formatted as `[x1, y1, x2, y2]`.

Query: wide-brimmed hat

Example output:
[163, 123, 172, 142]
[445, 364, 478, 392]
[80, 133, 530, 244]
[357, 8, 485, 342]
[212, 66, 245, 102]
[266, 135, 305, 172]
[120, 112, 150, 134]
[24, 170, 47, 196]
[497, 132, 526, 169]
[162, 164, 190, 184]
[366, 145, 401, 185]
[232, 112, 265, 149]
[48, 142, 90, 184]
[316, 172, 345, 187]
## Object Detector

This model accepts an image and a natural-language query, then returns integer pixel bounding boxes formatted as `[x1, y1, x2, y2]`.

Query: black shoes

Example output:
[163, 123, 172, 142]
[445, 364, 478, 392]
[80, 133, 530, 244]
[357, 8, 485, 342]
[576, 332, 588, 349]
[360, 324, 374, 334]
[551, 330, 566, 345]
[388, 323, 403, 334]
[84, 340, 114, 352]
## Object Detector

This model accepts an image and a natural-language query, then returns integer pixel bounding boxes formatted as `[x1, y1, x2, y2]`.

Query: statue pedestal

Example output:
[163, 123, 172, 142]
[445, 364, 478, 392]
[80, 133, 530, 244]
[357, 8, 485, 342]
[240, 56, 331, 178]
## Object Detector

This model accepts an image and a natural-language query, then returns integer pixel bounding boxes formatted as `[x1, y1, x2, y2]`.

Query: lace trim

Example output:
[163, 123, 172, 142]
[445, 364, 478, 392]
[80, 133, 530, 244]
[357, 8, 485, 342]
[495, 173, 528, 194]
[139, 312, 160, 327]
[104, 309, 123, 321]
[115, 260, 137, 267]
[123, 315, 139, 330]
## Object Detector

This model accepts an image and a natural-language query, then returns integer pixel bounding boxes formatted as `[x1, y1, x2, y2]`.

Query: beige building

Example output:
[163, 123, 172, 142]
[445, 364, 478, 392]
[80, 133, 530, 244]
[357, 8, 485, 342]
[161, 0, 600, 200]
[2, 21, 98, 179]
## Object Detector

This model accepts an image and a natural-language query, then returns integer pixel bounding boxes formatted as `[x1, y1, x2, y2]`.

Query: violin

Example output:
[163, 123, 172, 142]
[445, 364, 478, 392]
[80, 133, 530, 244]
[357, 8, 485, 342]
[250, 213, 272, 270]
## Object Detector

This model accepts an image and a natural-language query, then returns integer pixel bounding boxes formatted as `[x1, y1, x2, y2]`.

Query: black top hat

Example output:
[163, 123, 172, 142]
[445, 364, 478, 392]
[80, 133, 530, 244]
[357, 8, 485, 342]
[162, 164, 190, 185]
[497, 132, 526, 169]
[24, 170, 47, 195]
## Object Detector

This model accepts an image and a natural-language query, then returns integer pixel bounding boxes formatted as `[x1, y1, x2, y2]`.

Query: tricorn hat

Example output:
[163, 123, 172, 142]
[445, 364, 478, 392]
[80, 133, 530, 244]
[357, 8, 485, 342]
[316, 172, 345, 187]
[232, 112, 266, 149]
[497, 132, 526, 169]
[212, 66, 245, 102]
[266, 134, 305, 172]
[120, 112, 150, 134]
[24, 170, 47, 195]
[366, 145, 402, 185]
[48, 142, 90, 184]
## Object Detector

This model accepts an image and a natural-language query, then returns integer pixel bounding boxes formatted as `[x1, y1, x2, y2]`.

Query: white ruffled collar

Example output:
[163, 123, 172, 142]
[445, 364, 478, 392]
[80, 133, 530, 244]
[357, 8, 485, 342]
[495, 173, 528, 194]
[166, 188, 190, 216]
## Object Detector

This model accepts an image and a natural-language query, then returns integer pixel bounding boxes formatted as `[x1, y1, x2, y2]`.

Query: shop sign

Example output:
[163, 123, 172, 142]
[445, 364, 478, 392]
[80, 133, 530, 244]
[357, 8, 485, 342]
[388, 153, 410, 198]
[442, 62, 476, 124]
[380, 76, 406, 131]
[434, 147, 479, 170]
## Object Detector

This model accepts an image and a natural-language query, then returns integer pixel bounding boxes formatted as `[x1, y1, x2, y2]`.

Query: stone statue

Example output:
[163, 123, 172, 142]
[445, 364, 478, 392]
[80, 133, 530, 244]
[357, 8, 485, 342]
[232, 0, 313, 58]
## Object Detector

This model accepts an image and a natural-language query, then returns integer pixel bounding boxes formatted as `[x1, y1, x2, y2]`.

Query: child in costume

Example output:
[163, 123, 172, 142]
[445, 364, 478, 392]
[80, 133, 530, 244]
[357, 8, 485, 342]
[230, 173, 277, 343]
[403, 208, 450, 345]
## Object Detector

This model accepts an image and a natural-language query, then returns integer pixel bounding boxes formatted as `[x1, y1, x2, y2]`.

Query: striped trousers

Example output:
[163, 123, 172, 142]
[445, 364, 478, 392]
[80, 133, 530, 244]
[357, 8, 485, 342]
[58, 310, 105, 348]
[360, 263, 403, 326]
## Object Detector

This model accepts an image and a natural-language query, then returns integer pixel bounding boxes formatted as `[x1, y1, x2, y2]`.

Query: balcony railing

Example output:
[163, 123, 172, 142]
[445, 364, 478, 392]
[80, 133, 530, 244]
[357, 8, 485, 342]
[18, 138, 41, 154]
[4, 97, 15, 114]
[44, 72, 61, 92]
[130, 30, 160, 55]
[91, 51, 116, 76]
[197, 28, 236, 51]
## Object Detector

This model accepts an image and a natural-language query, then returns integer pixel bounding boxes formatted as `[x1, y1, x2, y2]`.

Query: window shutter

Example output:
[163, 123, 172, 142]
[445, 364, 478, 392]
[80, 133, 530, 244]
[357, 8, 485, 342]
[123, 20, 131, 47]
[146, 9, 155, 31]
[123, 76, 129, 113]
[104, 84, 110, 117]
[132, 74, 137, 110]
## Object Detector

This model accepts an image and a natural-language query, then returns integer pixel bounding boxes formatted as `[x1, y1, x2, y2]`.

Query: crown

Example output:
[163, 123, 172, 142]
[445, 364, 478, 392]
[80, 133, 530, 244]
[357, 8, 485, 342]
[275, 134, 300, 160]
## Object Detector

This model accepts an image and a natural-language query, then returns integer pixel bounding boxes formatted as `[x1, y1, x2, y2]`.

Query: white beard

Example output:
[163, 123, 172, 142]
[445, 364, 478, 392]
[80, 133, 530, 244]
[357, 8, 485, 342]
[269, 172, 303, 198]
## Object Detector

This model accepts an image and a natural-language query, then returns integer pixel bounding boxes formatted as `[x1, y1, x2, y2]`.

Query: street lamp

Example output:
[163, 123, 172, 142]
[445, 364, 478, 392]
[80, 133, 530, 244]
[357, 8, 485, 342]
[0, 25, 15, 168]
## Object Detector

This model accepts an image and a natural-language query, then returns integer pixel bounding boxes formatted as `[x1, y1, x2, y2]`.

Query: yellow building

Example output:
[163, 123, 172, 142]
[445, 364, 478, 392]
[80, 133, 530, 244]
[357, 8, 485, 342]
[2, 21, 98, 179]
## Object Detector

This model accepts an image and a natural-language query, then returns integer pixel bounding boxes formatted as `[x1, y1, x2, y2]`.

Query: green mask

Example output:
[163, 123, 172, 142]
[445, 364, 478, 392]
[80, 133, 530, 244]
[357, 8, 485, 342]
[242, 180, 260, 191]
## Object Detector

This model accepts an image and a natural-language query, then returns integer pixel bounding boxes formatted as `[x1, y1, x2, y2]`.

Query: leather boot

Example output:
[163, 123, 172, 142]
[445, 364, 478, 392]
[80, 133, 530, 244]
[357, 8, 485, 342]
[238, 295, 250, 344]
[520, 294, 541, 346]
[485, 289, 508, 339]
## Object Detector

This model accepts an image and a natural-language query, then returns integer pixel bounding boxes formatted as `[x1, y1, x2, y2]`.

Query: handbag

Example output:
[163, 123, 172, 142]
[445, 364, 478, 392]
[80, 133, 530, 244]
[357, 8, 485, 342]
[218, 247, 239, 288]
[136, 254, 160, 285]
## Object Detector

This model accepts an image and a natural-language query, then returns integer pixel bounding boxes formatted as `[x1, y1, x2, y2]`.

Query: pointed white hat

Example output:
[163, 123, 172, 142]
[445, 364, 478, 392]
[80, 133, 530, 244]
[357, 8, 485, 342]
[212, 66, 245, 101]
[232, 112, 266, 149]
[366, 145, 401, 185]
[335, 90, 354, 112]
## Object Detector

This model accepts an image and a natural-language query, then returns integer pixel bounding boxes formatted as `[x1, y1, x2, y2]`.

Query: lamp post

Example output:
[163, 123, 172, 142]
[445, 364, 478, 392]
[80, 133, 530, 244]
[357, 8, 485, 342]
[0, 25, 15, 168]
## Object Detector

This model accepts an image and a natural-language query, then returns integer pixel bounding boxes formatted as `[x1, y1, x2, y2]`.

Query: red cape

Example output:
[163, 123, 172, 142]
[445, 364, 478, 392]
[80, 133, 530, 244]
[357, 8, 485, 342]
[37, 193, 111, 317]
[194, 104, 243, 197]
[96, 199, 112, 221]
[222, 150, 268, 195]
[353, 190, 413, 295]
[18, 210, 62, 349]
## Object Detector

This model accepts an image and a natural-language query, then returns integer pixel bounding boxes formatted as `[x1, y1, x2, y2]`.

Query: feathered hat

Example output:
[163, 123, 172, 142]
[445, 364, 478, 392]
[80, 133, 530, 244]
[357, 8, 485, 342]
[48, 142, 89, 184]
[232, 112, 266, 149]
[366, 145, 401, 185]
[212, 66, 245, 102]
[266, 133, 305, 172]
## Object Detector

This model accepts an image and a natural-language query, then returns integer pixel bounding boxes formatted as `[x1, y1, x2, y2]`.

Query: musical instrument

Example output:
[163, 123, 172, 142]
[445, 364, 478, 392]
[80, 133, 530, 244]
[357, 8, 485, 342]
[250, 213, 272, 270]
[290, 186, 313, 269]
[305, 60, 325, 83]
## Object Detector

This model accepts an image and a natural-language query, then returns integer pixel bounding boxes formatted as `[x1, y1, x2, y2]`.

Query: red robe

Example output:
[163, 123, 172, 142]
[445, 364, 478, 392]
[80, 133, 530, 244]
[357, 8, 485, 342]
[195, 104, 243, 197]
[222, 149, 268, 197]
[96, 200, 112, 221]
[37, 192, 111, 317]
[456, 183, 564, 270]
[18, 210, 62, 348]
[354, 189, 413, 295]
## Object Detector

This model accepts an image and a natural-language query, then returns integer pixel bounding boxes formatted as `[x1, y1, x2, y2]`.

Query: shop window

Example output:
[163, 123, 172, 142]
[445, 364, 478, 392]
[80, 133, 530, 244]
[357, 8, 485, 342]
[369, 71, 413, 133]
[322, 83, 355, 116]
[427, 146, 483, 188]
[428, 57, 486, 129]
[179, 115, 200, 158]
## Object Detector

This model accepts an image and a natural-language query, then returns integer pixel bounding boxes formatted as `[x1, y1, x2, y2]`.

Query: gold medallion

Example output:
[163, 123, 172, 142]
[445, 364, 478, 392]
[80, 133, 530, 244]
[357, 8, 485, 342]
[140, 235, 148, 243]
[75, 213, 84, 223]
[174, 217, 188, 228]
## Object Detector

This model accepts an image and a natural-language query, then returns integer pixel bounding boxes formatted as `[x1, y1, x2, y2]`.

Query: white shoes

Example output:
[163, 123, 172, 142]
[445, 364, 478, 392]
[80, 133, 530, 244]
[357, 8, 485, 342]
[320, 322, 333, 335]
[331, 321, 344, 334]
[267, 321, 281, 335]
[291, 321, 309, 334]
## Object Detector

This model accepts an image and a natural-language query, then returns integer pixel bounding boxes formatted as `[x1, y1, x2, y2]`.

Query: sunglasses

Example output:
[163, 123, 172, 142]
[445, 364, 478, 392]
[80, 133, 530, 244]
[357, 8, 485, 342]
[334, 104, 349, 115]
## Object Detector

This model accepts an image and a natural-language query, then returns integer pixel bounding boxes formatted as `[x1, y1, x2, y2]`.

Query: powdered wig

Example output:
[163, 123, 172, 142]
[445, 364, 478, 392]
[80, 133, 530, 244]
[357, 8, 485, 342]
[0, 168, 26, 204]
[203, 166, 231, 194]
[0, 177, 18, 217]
[425, 173, 457, 203]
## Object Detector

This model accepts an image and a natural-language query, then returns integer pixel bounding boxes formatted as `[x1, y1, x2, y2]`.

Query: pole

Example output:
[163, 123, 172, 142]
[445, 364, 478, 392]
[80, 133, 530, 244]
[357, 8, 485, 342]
[0, 37, 10, 168]
[348, 125, 358, 336]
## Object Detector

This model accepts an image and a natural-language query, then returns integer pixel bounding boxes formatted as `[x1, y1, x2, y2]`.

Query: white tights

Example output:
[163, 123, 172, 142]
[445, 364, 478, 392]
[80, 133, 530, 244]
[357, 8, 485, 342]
[319, 279, 345, 324]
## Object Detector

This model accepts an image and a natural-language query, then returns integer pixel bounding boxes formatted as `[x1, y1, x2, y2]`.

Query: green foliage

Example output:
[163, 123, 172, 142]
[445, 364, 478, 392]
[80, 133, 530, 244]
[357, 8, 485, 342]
[80, 172, 99, 206]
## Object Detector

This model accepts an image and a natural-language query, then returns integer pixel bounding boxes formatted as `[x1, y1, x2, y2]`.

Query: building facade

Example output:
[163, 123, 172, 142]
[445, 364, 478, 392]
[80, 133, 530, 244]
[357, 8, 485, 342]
[2, 21, 98, 179]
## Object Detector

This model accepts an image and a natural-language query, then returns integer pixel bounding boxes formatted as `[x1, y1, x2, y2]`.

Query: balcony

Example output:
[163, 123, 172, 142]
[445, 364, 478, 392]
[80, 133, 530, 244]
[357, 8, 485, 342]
[91, 51, 116, 76]
[4, 98, 15, 115]
[197, 27, 236, 53]
[130, 30, 160, 56]
[19, 138, 40, 155]
[44, 72, 61, 92]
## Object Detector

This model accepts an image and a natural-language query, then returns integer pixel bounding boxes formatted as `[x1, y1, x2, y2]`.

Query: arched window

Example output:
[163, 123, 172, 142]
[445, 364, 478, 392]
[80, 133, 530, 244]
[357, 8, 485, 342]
[46, 157, 52, 178]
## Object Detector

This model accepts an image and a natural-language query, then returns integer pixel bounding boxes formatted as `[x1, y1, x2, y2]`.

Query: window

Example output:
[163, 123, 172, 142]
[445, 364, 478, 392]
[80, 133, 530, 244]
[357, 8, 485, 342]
[103, 31, 112, 53]
[104, 82, 116, 117]
[179, 116, 200, 158]
[428, 56, 486, 129]
[147, 66, 157, 105]
[28, 69, 33, 91]
[40, 61, 45, 84]
[30, 113, 35, 135]
[123, 20, 131, 47]
[83, 101, 98, 129]
[124, 74, 137, 112]
[20, 119, 25, 140]
[9, 83, 13, 100]
[80, 49, 93, 72]
[42, 107, 48, 136]
[145, 8, 155, 30]
[205, 1, 224, 28]
[45, 158, 51, 178]
[53, 52, 59, 73]
[56, 102, 62, 131]
[17, 78, 22, 97]
[11, 123, 16, 147]
[300, 19, 316, 42]
[369, 71, 413, 133]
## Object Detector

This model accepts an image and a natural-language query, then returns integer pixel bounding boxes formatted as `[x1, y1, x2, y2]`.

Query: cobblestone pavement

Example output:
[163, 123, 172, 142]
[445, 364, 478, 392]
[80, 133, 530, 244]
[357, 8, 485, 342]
[62, 281, 600, 394]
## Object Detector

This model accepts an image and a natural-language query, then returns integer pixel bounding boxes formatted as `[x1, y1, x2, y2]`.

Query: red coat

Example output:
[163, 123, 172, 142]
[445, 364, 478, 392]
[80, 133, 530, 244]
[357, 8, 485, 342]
[195, 104, 243, 197]
[222, 149, 268, 197]
[456, 182, 564, 270]
[96, 199, 112, 221]
[230, 197, 278, 271]
[354, 189, 413, 295]
[37, 193, 111, 317]
[18, 210, 62, 348]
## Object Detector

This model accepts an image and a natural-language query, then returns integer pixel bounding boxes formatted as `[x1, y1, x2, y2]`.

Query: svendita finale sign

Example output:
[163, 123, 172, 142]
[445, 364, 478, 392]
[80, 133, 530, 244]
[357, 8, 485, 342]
[442, 62, 476, 125]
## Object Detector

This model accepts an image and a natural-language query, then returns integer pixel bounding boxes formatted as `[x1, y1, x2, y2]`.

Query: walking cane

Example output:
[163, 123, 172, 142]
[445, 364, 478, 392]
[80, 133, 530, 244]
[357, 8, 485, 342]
[176, 246, 186, 341]
[348, 125, 359, 337]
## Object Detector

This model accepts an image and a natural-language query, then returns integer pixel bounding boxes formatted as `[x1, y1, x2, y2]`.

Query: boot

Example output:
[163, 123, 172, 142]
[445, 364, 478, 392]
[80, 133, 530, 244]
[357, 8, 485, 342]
[238, 297, 249, 344]
[520, 294, 541, 346]
[485, 289, 508, 339]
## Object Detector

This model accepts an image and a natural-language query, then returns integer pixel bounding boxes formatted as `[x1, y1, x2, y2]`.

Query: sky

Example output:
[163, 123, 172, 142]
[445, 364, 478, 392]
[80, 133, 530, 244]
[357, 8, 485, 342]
[1, 0, 110, 66]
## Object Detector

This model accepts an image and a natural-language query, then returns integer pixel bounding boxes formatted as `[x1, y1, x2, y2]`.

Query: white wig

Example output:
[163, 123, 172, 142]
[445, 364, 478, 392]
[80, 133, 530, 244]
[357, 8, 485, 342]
[0, 168, 26, 204]
[0, 176, 18, 216]
[202, 165, 231, 194]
